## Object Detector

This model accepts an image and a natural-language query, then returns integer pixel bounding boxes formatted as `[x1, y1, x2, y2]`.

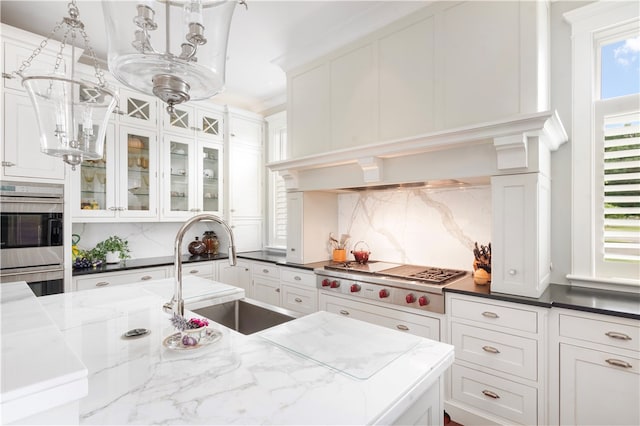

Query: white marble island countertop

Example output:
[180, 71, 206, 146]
[2, 277, 454, 425]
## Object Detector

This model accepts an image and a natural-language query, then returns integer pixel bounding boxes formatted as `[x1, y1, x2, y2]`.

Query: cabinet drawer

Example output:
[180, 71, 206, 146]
[559, 314, 640, 353]
[280, 268, 315, 287]
[181, 262, 215, 279]
[251, 262, 280, 279]
[450, 297, 538, 333]
[452, 322, 537, 380]
[320, 293, 440, 341]
[281, 283, 317, 314]
[451, 364, 537, 425]
[75, 267, 168, 291]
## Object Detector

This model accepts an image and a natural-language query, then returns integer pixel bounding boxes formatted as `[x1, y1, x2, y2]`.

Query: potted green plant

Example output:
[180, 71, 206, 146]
[94, 235, 131, 264]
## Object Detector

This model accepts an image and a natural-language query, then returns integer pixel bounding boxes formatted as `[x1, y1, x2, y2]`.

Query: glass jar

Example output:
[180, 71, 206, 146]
[188, 236, 206, 256]
[202, 231, 219, 255]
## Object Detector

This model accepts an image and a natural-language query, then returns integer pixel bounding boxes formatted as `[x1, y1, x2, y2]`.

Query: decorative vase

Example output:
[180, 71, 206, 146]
[332, 249, 347, 262]
[106, 251, 121, 264]
[188, 237, 206, 256]
[202, 231, 219, 255]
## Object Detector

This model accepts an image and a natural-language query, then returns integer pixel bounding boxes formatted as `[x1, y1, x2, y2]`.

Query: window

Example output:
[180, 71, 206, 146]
[265, 112, 287, 248]
[565, 2, 640, 289]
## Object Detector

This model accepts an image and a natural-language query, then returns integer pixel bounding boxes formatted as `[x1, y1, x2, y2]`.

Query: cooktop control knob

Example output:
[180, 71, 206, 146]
[405, 293, 416, 304]
[418, 295, 429, 306]
[330, 280, 340, 288]
[321, 278, 331, 287]
[350, 283, 361, 293]
[379, 289, 389, 299]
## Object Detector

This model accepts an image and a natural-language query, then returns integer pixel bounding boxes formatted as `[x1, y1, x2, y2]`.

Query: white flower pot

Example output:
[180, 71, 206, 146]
[106, 251, 121, 264]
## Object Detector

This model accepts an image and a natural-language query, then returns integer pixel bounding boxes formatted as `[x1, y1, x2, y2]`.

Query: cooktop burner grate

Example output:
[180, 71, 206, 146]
[377, 265, 466, 284]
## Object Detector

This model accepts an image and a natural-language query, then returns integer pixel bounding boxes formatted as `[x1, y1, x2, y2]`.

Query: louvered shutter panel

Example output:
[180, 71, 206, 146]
[603, 112, 640, 263]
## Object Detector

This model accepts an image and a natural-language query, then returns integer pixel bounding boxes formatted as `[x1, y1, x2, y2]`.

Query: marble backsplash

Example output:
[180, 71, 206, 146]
[72, 221, 231, 259]
[337, 185, 492, 271]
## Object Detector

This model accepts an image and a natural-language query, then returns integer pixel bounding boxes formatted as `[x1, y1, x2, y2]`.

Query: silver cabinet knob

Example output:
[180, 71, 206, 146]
[508, 269, 517, 275]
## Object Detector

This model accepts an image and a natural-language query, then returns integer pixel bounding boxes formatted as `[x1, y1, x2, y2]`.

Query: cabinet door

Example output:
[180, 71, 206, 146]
[286, 192, 303, 264]
[229, 142, 262, 217]
[199, 141, 223, 215]
[229, 116, 262, 146]
[162, 134, 195, 219]
[231, 219, 263, 252]
[162, 104, 195, 136]
[73, 122, 117, 218]
[281, 283, 317, 314]
[117, 88, 158, 128]
[218, 260, 252, 295]
[2, 91, 65, 181]
[252, 277, 280, 306]
[560, 344, 639, 426]
[118, 125, 158, 219]
[196, 107, 224, 141]
[491, 173, 550, 298]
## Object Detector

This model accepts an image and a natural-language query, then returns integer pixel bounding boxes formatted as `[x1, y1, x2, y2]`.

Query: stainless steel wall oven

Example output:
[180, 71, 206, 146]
[1, 181, 64, 296]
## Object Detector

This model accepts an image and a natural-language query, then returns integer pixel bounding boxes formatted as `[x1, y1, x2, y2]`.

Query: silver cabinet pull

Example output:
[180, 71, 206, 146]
[605, 331, 632, 341]
[482, 311, 499, 319]
[262, 269, 269, 273]
[606, 359, 633, 369]
[339, 310, 350, 316]
[1, 161, 15, 167]
[275, 288, 280, 293]
[140, 275, 152, 281]
[396, 324, 409, 331]
[95, 281, 110, 287]
[482, 345, 500, 354]
[294, 276, 301, 281]
[482, 390, 500, 399]
[508, 269, 517, 275]
[294, 297, 302, 303]
[189, 270, 199, 274]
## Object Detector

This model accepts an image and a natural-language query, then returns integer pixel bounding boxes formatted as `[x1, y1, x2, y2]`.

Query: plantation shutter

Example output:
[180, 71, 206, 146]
[602, 110, 640, 263]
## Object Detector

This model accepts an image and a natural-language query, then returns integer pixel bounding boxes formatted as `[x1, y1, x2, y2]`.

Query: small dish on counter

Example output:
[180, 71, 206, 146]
[162, 327, 222, 351]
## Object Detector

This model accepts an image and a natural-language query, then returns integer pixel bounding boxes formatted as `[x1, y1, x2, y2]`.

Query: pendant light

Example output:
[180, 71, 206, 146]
[11, 1, 118, 171]
[102, 0, 245, 114]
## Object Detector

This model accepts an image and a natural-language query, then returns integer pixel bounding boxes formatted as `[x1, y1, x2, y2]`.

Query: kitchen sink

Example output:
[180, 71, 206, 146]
[193, 298, 300, 335]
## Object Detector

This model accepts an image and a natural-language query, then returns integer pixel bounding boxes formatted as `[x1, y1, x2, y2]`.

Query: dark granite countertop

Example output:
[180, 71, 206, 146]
[73, 250, 639, 320]
[446, 278, 640, 320]
[72, 253, 230, 276]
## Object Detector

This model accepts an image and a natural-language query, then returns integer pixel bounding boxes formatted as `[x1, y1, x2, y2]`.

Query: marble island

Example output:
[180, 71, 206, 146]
[1, 277, 454, 425]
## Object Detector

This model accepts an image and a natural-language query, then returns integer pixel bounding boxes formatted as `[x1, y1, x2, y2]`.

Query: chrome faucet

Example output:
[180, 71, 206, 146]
[164, 214, 237, 317]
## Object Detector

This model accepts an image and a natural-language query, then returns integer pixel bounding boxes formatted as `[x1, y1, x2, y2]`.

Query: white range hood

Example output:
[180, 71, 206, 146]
[267, 110, 567, 192]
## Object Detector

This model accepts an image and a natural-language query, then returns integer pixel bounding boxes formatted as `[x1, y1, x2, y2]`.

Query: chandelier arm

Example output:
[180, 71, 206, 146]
[15, 21, 65, 76]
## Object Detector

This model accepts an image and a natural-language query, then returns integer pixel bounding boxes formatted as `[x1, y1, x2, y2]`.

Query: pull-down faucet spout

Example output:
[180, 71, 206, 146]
[164, 214, 237, 317]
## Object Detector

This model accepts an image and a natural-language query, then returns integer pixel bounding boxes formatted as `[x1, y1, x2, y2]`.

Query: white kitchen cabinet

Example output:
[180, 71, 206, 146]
[2, 90, 65, 181]
[160, 133, 223, 219]
[161, 103, 224, 141]
[227, 113, 264, 251]
[445, 293, 548, 426]
[286, 191, 337, 264]
[217, 259, 251, 295]
[74, 124, 158, 220]
[319, 291, 440, 341]
[251, 262, 281, 306]
[491, 172, 551, 298]
[115, 88, 159, 128]
[73, 266, 169, 291]
[280, 267, 317, 315]
[285, 1, 549, 159]
[181, 261, 216, 280]
[550, 309, 640, 426]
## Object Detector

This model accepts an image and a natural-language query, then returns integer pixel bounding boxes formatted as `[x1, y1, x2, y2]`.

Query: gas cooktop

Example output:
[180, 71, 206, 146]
[323, 261, 466, 285]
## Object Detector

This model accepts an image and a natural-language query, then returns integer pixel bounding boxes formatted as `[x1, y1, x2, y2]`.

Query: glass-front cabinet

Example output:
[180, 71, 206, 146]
[73, 124, 158, 220]
[161, 134, 222, 219]
[162, 103, 224, 142]
[116, 88, 158, 128]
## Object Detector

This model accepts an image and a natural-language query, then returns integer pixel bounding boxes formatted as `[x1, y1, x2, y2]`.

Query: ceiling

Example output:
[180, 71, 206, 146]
[0, 0, 429, 114]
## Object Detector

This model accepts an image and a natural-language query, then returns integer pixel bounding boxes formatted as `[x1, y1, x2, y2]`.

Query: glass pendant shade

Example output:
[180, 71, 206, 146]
[23, 75, 117, 168]
[102, 0, 237, 113]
